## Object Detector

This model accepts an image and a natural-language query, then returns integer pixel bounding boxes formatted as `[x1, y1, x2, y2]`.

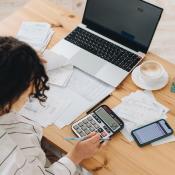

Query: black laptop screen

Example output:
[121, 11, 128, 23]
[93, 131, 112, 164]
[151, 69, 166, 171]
[82, 0, 163, 53]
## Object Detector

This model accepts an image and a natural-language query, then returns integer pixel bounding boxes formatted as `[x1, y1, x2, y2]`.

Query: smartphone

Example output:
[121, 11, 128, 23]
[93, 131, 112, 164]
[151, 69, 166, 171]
[131, 119, 173, 147]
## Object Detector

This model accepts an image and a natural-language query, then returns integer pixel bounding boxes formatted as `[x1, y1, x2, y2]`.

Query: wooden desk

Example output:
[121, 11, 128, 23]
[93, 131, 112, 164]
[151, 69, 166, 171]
[0, 0, 175, 174]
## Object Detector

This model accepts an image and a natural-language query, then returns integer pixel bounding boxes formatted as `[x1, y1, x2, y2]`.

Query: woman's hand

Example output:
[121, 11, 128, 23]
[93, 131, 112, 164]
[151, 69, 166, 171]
[67, 132, 107, 165]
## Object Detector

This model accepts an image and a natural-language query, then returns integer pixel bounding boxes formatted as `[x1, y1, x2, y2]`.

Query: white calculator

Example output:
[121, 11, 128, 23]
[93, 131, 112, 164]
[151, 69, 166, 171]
[72, 105, 124, 139]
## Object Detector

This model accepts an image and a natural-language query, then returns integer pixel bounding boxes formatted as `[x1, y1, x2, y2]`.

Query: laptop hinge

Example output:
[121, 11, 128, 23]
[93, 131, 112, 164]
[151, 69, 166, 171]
[79, 23, 87, 28]
[138, 51, 145, 58]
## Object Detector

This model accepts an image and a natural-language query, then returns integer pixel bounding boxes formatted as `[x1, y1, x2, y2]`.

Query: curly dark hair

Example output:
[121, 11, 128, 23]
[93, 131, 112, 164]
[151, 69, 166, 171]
[0, 36, 49, 114]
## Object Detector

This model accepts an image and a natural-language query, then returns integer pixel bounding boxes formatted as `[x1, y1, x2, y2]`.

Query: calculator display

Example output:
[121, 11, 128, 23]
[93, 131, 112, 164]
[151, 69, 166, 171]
[95, 107, 120, 130]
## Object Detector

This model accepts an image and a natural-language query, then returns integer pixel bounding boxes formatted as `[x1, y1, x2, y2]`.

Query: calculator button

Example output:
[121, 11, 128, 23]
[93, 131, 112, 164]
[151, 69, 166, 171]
[103, 126, 111, 133]
[89, 126, 95, 132]
[93, 116, 101, 123]
[77, 128, 82, 133]
[101, 131, 107, 137]
[84, 129, 90, 135]
[90, 120, 96, 125]
[86, 123, 92, 128]
[73, 125, 79, 130]
[96, 119, 101, 123]
[81, 126, 87, 131]
[79, 132, 86, 137]
[92, 113, 97, 117]
[83, 119, 88, 124]
[98, 128, 104, 133]
[87, 116, 93, 121]
[94, 124, 100, 129]
[78, 122, 84, 127]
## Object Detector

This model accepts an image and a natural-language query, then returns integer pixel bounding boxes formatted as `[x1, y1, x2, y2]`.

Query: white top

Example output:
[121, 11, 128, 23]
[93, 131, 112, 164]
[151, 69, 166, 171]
[0, 112, 77, 175]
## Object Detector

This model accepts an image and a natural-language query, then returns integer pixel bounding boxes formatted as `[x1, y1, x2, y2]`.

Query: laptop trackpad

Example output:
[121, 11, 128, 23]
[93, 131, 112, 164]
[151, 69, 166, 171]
[70, 50, 106, 74]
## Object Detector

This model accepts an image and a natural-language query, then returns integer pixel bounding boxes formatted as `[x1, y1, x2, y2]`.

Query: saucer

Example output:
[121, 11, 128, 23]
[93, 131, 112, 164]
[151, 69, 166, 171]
[131, 65, 169, 90]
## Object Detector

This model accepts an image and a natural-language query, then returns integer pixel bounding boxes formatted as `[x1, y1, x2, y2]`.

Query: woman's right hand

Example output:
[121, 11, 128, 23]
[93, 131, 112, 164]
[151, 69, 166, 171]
[67, 132, 106, 165]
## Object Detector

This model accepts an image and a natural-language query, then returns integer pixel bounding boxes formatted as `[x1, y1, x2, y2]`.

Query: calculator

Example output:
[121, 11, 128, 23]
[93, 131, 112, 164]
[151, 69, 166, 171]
[72, 105, 124, 140]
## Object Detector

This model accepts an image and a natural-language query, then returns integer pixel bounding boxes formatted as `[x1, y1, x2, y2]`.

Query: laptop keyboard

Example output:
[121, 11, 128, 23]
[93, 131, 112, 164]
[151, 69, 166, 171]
[65, 27, 141, 72]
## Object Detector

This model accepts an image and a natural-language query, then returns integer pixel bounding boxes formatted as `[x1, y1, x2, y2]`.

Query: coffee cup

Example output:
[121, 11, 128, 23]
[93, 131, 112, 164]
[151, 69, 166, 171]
[139, 61, 164, 86]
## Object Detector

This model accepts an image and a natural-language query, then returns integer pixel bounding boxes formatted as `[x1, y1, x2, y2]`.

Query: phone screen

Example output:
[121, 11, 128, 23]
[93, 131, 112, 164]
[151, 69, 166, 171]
[132, 120, 173, 145]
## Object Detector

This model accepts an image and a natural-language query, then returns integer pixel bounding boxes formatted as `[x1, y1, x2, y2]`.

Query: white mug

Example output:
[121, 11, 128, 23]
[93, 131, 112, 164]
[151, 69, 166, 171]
[139, 61, 164, 86]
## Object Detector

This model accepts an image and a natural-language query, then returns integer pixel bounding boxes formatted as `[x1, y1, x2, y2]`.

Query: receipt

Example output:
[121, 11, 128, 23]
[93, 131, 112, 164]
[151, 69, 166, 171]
[43, 50, 70, 71]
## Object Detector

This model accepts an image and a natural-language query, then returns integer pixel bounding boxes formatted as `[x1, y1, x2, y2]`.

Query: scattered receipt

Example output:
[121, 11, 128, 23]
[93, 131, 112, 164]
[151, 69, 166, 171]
[19, 88, 71, 127]
[19, 69, 114, 128]
[43, 50, 73, 87]
[17, 22, 54, 52]
[113, 90, 175, 146]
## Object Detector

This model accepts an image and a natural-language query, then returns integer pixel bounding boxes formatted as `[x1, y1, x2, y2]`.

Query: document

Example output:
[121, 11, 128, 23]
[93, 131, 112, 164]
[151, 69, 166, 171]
[43, 50, 73, 87]
[67, 68, 114, 102]
[43, 50, 70, 71]
[47, 65, 73, 87]
[19, 87, 71, 127]
[17, 22, 54, 52]
[54, 68, 114, 128]
[113, 90, 173, 145]
[19, 68, 114, 128]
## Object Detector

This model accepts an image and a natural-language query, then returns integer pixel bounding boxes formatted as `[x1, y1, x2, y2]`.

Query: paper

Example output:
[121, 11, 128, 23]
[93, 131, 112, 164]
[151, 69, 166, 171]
[17, 22, 54, 52]
[152, 135, 175, 146]
[67, 68, 114, 102]
[54, 88, 90, 128]
[113, 90, 173, 146]
[43, 50, 70, 71]
[115, 91, 168, 125]
[54, 68, 114, 128]
[47, 65, 73, 87]
[43, 50, 73, 87]
[19, 88, 71, 127]
[19, 68, 114, 128]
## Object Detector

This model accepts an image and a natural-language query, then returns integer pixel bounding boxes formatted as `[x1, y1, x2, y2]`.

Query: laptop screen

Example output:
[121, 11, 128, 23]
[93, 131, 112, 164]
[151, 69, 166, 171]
[82, 0, 163, 53]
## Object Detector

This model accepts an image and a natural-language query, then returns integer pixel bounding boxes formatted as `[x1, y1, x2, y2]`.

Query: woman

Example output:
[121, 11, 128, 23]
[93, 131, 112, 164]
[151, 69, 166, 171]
[0, 36, 103, 175]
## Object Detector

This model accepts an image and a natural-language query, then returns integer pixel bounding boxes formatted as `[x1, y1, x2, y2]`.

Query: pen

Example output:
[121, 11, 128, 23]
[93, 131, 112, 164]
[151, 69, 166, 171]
[86, 94, 111, 114]
[64, 137, 110, 141]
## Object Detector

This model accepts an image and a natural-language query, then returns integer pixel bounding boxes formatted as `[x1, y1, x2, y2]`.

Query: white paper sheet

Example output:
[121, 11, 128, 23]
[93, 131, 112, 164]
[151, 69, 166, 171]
[43, 50, 73, 87]
[152, 135, 175, 146]
[17, 22, 54, 52]
[54, 68, 114, 128]
[114, 91, 169, 125]
[19, 68, 114, 128]
[19, 87, 71, 127]
[67, 68, 114, 102]
[113, 90, 174, 146]
[47, 65, 73, 87]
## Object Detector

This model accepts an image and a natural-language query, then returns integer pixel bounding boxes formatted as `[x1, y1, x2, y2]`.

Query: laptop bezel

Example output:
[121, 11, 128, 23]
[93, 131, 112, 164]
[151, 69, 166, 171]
[82, 0, 163, 54]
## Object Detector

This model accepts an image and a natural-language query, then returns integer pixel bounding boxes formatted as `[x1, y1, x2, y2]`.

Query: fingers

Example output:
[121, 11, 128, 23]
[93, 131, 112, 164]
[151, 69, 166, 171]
[86, 132, 101, 144]
[86, 131, 96, 138]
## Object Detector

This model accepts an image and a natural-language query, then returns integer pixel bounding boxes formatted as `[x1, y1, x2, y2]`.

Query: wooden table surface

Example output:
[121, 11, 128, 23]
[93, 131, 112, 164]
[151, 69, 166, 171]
[0, 0, 175, 174]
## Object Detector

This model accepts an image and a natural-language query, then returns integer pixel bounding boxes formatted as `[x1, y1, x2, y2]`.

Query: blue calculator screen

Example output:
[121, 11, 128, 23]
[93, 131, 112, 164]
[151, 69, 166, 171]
[133, 122, 166, 144]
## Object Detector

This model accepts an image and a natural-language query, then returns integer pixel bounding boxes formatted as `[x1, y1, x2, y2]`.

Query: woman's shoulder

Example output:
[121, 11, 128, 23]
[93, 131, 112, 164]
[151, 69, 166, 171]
[0, 112, 43, 138]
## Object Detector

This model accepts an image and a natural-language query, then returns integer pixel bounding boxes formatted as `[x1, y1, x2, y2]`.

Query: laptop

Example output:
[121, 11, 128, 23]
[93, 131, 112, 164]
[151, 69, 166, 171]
[52, 0, 163, 87]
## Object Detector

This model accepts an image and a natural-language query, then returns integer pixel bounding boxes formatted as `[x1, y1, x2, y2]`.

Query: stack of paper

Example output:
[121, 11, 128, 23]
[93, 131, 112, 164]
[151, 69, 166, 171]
[19, 88, 71, 127]
[113, 90, 175, 145]
[17, 22, 54, 52]
[43, 50, 73, 87]
[19, 68, 114, 128]
[54, 68, 114, 128]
